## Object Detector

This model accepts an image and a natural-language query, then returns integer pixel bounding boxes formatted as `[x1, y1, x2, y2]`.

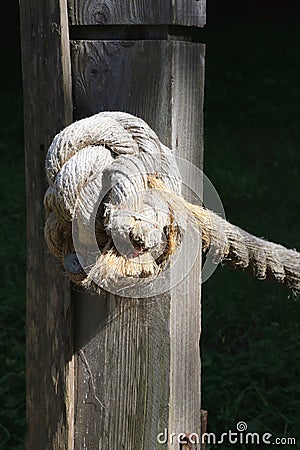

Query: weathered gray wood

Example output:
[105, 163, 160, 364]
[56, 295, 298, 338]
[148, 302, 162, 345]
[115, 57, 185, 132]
[19, 1, 74, 449]
[71, 39, 205, 449]
[169, 42, 204, 439]
[71, 40, 171, 140]
[68, 0, 206, 26]
[73, 291, 171, 449]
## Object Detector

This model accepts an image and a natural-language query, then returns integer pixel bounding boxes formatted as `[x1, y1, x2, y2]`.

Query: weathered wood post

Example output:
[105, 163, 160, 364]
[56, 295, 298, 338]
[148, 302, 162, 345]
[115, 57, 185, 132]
[19, 1, 74, 448]
[20, 0, 206, 448]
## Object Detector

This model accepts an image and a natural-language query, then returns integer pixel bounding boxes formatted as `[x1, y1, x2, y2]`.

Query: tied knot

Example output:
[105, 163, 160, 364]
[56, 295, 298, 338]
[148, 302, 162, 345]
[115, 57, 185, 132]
[44, 111, 183, 294]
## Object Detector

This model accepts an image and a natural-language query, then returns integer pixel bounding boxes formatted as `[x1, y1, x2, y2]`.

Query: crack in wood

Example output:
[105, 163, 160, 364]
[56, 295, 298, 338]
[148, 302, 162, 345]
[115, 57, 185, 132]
[79, 349, 105, 410]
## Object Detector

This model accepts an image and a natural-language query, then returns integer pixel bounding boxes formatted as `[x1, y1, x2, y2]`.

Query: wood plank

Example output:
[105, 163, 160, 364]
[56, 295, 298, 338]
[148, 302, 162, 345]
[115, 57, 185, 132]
[19, 1, 74, 449]
[73, 292, 171, 449]
[169, 41, 204, 439]
[71, 39, 205, 449]
[68, 0, 206, 26]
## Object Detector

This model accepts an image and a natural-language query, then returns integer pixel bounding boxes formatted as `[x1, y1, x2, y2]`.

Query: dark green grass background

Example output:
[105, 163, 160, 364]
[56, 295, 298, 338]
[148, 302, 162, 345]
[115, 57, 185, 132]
[201, 24, 300, 449]
[0, 4, 300, 449]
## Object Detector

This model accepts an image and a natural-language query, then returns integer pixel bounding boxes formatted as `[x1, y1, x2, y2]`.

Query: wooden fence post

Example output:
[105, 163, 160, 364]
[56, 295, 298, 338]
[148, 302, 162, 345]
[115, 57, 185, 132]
[19, 1, 74, 449]
[20, 0, 206, 448]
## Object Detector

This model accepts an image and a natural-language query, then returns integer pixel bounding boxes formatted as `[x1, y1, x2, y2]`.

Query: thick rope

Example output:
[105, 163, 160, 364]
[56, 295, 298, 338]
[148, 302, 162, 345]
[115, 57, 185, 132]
[44, 112, 300, 295]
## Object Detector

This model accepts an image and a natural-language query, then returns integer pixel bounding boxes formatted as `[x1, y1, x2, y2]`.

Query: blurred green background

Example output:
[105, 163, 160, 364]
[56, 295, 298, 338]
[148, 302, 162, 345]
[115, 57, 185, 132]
[201, 23, 300, 449]
[0, 1, 299, 448]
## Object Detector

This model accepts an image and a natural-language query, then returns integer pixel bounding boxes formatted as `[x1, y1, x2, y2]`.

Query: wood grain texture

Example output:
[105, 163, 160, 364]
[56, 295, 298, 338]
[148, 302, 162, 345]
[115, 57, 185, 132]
[71, 40, 205, 449]
[71, 40, 171, 142]
[68, 0, 206, 26]
[73, 292, 171, 449]
[19, 1, 74, 448]
[169, 41, 204, 441]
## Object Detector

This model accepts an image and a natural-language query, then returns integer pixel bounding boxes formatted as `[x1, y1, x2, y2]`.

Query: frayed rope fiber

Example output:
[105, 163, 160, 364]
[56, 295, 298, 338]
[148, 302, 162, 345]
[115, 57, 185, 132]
[44, 111, 300, 295]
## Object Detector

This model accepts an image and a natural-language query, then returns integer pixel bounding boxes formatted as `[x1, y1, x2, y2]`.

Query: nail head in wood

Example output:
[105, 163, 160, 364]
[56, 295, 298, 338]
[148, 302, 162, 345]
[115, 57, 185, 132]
[64, 252, 82, 274]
